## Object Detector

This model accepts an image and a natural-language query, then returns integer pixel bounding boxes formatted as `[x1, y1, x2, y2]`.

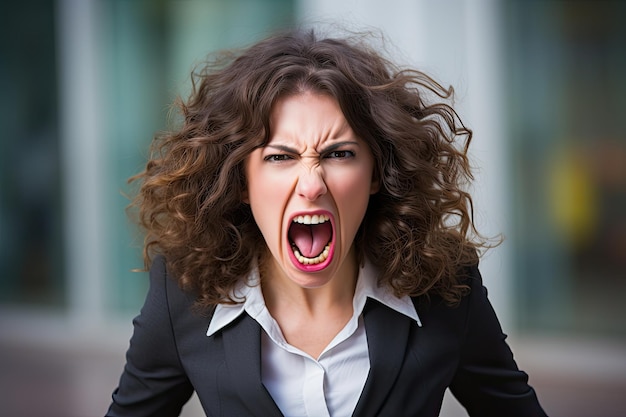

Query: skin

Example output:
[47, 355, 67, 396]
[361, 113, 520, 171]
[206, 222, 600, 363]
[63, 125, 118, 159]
[244, 92, 379, 357]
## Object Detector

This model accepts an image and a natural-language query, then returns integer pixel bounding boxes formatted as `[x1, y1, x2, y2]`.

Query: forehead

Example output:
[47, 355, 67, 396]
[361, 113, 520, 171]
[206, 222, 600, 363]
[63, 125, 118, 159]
[271, 91, 342, 117]
[267, 93, 352, 143]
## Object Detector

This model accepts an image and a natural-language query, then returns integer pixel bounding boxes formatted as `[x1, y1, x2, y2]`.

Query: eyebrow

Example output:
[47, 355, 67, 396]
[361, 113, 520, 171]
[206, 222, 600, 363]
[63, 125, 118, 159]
[266, 141, 360, 154]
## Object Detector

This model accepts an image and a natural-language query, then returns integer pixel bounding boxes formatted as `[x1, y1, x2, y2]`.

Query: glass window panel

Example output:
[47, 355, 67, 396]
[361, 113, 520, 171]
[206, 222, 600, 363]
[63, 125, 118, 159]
[100, 0, 294, 312]
[0, 0, 294, 314]
[504, 1, 626, 338]
[0, 1, 65, 308]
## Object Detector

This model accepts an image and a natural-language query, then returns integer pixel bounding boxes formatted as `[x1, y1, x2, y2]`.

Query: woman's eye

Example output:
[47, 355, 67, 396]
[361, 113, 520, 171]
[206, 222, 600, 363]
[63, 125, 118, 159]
[325, 150, 355, 159]
[264, 154, 292, 162]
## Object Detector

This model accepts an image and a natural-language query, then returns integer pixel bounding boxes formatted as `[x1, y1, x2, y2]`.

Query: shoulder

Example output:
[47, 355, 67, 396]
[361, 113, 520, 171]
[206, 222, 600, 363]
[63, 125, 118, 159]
[404, 261, 512, 350]
[412, 262, 482, 310]
[143, 255, 213, 329]
[144, 255, 217, 354]
[410, 263, 486, 333]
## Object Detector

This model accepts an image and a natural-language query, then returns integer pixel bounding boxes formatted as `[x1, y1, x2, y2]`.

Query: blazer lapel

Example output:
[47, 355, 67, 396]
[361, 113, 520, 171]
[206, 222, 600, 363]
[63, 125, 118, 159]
[352, 298, 413, 417]
[221, 313, 283, 417]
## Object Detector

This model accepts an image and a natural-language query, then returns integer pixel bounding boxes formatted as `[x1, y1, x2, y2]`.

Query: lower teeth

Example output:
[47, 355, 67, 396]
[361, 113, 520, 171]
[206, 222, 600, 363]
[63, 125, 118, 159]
[293, 244, 330, 265]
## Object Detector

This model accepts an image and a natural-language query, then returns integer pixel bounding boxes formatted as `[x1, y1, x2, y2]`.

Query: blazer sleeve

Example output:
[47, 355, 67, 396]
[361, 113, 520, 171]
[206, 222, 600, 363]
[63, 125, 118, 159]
[449, 265, 548, 417]
[106, 256, 194, 417]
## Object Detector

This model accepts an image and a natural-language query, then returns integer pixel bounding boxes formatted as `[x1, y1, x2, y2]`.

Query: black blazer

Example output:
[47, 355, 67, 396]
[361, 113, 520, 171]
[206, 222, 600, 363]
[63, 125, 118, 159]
[107, 256, 547, 417]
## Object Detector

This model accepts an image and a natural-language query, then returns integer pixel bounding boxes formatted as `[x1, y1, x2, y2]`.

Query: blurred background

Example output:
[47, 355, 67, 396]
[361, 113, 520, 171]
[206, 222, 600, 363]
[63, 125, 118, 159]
[1, 0, 624, 416]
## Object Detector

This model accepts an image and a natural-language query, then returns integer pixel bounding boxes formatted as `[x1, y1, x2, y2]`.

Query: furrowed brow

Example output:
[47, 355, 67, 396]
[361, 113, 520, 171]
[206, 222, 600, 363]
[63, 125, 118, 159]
[266, 144, 300, 154]
[265, 141, 359, 155]
[319, 141, 359, 154]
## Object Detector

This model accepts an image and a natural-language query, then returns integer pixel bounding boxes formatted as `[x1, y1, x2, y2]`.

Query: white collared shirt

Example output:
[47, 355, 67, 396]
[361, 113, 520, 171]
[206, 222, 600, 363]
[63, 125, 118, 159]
[207, 259, 421, 417]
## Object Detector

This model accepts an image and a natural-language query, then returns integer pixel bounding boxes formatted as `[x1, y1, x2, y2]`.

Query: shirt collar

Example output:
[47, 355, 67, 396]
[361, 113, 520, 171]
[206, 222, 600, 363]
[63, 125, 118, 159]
[355, 258, 421, 326]
[206, 258, 421, 337]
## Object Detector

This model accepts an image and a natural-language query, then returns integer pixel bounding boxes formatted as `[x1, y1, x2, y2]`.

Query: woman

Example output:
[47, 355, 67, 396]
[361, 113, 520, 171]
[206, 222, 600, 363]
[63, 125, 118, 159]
[107, 29, 547, 416]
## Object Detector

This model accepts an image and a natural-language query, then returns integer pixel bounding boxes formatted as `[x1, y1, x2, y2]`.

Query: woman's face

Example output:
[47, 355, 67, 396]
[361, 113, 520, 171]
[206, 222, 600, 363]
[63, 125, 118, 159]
[244, 92, 378, 288]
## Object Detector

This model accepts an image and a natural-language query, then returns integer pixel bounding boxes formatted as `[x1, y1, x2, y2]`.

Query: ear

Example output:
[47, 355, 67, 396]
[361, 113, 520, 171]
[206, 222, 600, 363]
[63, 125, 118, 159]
[242, 189, 250, 204]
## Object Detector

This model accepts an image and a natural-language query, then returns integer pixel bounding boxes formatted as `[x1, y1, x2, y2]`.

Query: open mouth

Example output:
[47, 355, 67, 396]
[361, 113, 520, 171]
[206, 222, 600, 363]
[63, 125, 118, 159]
[288, 213, 334, 267]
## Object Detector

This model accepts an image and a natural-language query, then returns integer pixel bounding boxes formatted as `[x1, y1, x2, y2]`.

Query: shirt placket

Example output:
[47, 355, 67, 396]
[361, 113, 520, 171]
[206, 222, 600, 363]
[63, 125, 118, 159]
[302, 358, 330, 417]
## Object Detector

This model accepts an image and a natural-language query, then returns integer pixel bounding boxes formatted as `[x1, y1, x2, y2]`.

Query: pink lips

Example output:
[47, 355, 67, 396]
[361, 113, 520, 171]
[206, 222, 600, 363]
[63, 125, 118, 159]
[287, 210, 335, 272]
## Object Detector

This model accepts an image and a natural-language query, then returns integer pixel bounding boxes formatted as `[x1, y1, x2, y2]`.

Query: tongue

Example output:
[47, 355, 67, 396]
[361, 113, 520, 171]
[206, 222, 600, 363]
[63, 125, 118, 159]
[289, 222, 332, 258]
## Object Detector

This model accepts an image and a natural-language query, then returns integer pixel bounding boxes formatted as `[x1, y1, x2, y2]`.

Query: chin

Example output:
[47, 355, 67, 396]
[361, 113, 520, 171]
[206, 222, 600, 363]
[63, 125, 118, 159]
[284, 259, 339, 289]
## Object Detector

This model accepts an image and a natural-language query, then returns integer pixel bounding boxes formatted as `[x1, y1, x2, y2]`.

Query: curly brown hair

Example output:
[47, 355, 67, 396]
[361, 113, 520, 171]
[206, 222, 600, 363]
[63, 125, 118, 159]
[129, 29, 487, 308]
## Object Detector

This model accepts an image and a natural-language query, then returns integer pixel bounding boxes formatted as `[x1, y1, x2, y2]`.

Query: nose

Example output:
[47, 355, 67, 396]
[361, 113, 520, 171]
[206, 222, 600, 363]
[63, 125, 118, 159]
[296, 168, 327, 201]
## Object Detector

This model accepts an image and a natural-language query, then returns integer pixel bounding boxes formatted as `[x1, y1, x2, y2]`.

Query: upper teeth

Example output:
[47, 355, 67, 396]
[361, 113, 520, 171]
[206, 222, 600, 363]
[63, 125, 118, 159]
[292, 214, 330, 225]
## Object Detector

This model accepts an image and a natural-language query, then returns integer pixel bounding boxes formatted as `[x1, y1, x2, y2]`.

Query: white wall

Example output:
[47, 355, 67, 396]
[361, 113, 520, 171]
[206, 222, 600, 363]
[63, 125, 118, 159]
[57, 0, 108, 324]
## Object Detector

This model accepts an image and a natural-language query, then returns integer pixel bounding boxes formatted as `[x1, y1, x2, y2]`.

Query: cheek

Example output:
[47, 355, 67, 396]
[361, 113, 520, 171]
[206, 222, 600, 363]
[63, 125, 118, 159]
[248, 181, 277, 226]
[246, 171, 294, 244]
[248, 172, 293, 206]
[331, 171, 375, 228]
[246, 159, 278, 212]
[347, 161, 376, 201]
[346, 181, 373, 213]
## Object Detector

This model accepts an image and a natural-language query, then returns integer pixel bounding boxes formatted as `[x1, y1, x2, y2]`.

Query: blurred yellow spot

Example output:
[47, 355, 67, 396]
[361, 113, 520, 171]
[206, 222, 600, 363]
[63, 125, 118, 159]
[549, 146, 597, 247]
